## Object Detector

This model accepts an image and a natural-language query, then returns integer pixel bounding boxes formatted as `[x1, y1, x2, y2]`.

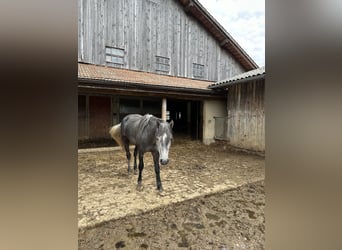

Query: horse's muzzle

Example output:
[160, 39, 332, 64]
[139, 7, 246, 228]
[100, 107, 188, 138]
[160, 159, 169, 165]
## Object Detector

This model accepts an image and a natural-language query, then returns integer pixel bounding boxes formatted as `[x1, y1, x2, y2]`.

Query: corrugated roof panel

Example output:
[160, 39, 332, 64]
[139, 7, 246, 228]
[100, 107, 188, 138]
[209, 66, 265, 88]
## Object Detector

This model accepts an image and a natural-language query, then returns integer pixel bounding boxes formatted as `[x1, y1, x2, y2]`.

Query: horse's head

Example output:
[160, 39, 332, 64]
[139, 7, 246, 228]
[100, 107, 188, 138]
[155, 120, 174, 165]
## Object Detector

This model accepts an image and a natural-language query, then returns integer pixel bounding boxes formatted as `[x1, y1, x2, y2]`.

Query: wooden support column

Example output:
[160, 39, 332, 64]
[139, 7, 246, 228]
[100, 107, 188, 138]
[161, 98, 167, 121]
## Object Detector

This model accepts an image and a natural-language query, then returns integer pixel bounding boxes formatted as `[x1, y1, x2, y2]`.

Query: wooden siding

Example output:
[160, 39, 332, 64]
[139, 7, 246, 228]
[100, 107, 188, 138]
[226, 79, 265, 151]
[89, 96, 112, 139]
[78, 0, 244, 81]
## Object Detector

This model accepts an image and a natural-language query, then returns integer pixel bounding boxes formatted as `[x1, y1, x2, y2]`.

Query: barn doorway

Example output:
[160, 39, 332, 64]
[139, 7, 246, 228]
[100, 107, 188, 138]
[167, 99, 202, 140]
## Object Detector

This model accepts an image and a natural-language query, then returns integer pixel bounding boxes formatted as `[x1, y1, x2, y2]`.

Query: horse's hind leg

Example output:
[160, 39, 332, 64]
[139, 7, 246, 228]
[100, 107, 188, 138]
[152, 151, 163, 192]
[137, 151, 144, 191]
[133, 146, 138, 175]
[123, 138, 131, 175]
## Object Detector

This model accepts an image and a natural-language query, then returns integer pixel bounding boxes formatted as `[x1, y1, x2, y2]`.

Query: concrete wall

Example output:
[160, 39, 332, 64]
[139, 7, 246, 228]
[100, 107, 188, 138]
[202, 99, 226, 145]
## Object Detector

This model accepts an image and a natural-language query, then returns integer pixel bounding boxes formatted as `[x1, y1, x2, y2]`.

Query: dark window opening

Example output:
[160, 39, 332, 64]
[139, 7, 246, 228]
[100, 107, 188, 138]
[143, 99, 161, 115]
[156, 56, 170, 73]
[119, 98, 140, 118]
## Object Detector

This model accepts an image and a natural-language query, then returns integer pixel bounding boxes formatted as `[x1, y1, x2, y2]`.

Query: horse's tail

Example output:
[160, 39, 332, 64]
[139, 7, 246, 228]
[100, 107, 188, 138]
[109, 123, 124, 149]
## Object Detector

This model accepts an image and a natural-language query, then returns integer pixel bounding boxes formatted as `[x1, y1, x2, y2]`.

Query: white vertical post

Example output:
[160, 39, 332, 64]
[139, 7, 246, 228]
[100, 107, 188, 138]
[162, 98, 167, 121]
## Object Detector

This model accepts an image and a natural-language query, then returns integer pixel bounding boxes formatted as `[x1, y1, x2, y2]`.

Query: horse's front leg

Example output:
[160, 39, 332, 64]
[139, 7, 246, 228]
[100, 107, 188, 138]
[137, 151, 144, 190]
[152, 151, 163, 192]
[133, 146, 138, 175]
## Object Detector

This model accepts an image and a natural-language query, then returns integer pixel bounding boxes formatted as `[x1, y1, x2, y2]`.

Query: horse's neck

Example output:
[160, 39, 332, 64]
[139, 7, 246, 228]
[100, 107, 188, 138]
[137, 117, 157, 142]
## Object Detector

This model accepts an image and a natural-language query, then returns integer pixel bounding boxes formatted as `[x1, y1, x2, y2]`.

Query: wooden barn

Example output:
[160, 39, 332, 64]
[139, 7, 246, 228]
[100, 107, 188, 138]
[209, 67, 265, 152]
[78, 0, 258, 145]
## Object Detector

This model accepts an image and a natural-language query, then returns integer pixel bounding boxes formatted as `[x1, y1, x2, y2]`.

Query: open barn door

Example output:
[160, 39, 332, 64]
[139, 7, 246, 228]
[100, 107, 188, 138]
[168, 99, 202, 141]
[190, 101, 203, 140]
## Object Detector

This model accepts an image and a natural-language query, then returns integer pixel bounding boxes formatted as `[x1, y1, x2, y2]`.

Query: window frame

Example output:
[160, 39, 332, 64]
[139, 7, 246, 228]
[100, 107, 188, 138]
[155, 56, 170, 73]
[192, 63, 205, 79]
[105, 46, 125, 66]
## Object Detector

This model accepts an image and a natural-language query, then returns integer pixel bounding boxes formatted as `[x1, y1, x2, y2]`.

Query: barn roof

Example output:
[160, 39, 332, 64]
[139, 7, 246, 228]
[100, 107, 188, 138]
[178, 0, 258, 71]
[78, 63, 224, 98]
[208, 66, 265, 89]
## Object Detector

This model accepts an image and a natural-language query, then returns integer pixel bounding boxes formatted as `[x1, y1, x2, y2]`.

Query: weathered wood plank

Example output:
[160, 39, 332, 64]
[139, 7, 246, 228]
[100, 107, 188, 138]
[226, 80, 265, 151]
[78, 0, 245, 81]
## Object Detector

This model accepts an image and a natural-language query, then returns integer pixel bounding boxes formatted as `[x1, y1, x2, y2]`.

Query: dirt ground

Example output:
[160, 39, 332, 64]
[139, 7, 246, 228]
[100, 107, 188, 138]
[78, 138, 265, 249]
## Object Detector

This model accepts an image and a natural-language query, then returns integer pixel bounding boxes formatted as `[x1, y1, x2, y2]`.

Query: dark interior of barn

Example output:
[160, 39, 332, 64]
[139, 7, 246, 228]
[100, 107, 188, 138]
[116, 97, 202, 140]
[167, 99, 202, 141]
[78, 95, 203, 148]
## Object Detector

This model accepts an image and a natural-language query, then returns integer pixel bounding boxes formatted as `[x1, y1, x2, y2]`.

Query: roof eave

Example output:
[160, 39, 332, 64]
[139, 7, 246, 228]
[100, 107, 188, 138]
[209, 74, 265, 89]
[78, 77, 225, 98]
[180, 0, 259, 71]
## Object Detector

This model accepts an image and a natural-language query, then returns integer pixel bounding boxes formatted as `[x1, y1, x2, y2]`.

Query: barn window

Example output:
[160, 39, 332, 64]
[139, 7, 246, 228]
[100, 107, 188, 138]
[192, 63, 204, 78]
[156, 56, 170, 73]
[105, 46, 125, 65]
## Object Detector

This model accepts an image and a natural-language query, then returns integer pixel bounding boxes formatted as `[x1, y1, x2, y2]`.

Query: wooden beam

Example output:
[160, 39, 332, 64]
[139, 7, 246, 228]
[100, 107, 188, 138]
[220, 38, 229, 46]
[184, 0, 194, 13]
[161, 98, 167, 121]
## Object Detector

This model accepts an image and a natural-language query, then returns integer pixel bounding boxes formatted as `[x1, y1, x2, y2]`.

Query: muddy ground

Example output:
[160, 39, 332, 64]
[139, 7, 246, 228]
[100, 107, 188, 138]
[78, 138, 265, 249]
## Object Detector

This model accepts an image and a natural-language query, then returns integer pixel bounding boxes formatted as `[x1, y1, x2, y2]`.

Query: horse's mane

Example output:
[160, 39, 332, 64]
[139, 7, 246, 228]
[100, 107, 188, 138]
[139, 114, 154, 132]
[139, 114, 166, 137]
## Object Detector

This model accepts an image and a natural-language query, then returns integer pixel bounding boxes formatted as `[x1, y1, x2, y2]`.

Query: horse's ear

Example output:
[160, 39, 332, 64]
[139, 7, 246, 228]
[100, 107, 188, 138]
[169, 120, 174, 129]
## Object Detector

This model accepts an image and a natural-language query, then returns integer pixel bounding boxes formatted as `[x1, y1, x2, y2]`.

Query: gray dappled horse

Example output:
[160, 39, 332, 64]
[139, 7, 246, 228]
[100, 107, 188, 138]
[110, 114, 173, 192]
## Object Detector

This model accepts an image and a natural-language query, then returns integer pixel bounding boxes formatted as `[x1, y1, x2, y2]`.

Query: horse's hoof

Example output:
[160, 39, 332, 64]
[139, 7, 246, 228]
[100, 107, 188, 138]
[157, 186, 163, 193]
[136, 184, 143, 191]
[134, 170, 138, 175]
